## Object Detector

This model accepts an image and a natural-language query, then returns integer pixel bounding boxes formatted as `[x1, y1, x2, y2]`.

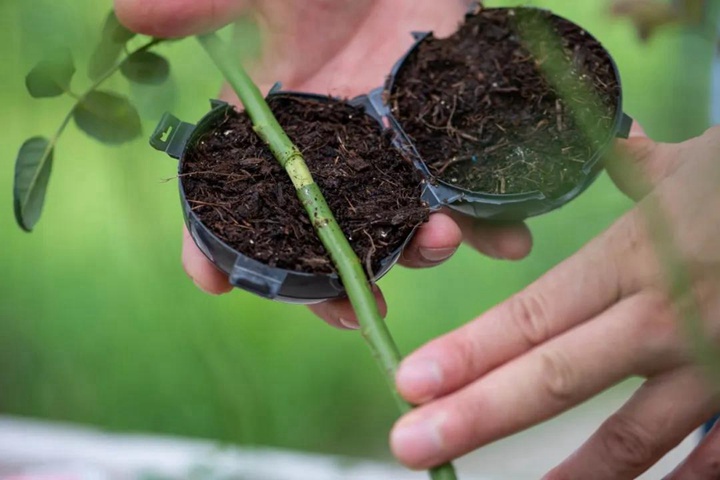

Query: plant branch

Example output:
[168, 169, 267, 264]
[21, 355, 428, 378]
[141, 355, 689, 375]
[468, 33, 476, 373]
[197, 32, 457, 480]
[32, 38, 163, 194]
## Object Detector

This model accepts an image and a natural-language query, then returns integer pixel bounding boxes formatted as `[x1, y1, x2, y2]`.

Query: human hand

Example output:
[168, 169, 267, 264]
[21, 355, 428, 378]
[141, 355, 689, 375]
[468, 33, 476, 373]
[390, 124, 720, 479]
[114, 0, 533, 328]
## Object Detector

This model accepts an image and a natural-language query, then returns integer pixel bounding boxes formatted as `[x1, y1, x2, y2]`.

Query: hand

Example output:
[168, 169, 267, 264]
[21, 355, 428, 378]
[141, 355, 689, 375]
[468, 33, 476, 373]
[390, 123, 720, 479]
[115, 0, 533, 328]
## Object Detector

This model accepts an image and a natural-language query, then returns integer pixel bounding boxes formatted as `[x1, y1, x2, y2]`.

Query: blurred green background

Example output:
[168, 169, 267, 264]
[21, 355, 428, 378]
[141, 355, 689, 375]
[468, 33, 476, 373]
[0, 0, 715, 459]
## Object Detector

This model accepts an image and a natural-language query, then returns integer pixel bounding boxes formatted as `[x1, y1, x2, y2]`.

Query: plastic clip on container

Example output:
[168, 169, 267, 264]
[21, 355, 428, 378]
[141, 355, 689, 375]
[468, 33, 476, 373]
[150, 7, 633, 303]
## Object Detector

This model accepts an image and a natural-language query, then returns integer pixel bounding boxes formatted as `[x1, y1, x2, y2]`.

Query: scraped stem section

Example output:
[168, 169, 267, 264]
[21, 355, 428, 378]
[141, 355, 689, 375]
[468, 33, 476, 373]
[197, 32, 457, 480]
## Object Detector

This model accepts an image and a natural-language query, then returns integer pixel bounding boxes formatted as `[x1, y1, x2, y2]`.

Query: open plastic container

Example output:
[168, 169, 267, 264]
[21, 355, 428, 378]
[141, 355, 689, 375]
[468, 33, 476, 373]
[150, 6, 632, 303]
[373, 6, 633, 221]
[151, 94, 419, 304]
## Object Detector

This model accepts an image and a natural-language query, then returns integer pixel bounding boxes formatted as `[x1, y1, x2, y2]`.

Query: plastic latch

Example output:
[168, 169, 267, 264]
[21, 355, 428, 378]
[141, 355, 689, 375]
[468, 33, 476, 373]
[617, 113, 634, 139]
[150, 113, 195, 160]
[229, 256, 288, 300]
[421, 183, 464, 211]
[411, 31, 430, 42]
[210, 99, 229, 110]
[367, 87, 390, 118]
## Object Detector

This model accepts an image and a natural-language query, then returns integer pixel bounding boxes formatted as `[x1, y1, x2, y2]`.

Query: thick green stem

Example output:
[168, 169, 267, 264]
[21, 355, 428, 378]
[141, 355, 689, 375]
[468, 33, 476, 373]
[197, 32, 457, 480]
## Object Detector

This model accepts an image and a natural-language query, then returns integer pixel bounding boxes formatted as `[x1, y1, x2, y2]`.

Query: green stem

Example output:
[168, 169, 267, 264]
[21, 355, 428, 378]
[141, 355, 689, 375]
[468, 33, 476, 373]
[197, 32, 457, 480]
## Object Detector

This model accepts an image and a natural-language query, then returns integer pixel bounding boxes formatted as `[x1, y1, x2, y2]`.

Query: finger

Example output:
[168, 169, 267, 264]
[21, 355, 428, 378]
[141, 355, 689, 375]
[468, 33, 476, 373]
[399, 212, 462, 268]
[546, 367, 718, 480]
[395, 210, 653, 405]
[114, 0, 251, 37]
[182, 226, 233, 295]
[391, 293, 679, 469]
[609, 122, 681, 201]
[308, 286, 387, 330]
[665, 409, 720, 479]
[448, 211, 533, 260]
[629, 120, 647, 139]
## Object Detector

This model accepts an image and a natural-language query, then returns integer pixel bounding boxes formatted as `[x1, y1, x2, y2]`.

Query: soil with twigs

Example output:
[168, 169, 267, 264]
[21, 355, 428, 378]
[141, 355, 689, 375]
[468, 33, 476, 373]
[181, 95, 428, 275]
[389, 7, 620, 197]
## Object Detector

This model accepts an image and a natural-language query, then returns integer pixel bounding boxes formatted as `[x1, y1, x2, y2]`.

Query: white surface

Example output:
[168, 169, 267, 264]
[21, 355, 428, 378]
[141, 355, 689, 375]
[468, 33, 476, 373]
[0, 416, 437, 480]
[0, 383, 701, 480]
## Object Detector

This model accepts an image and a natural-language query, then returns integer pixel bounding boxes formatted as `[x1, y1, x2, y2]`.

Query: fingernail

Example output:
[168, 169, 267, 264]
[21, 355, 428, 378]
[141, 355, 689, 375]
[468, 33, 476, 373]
[391, 412, 446, 464]
[397, 359, 443, 402]
[419, 247, 456, 264]
[339, 318, 360, 330]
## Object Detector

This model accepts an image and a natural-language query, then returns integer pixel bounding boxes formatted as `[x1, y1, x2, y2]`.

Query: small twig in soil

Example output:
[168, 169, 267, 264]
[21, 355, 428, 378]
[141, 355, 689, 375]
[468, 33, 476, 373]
[483, 139, 510, 155]
[188, 199, 229, 208]
[362, 229, 377, 281]
[446, 95, 458, 131]
[437, 155, 477, 175]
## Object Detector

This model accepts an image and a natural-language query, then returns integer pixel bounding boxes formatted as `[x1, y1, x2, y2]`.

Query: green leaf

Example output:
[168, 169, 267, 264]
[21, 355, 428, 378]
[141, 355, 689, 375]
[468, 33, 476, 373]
[102, 10, 136, 44]
[87, 11, 136, 79]
[14, 137, 54, 232]
[25, 49, 75, 98]
[73, 91, 142, 144]
[88, 38, 123, 80]
[121, 51, 170, 85]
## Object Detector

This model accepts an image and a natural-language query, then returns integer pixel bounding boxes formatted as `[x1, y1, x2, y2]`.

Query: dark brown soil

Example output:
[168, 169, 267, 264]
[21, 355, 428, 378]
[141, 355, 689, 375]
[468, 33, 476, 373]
[181, 95, 428, 275]
[389, 7, 620, 197]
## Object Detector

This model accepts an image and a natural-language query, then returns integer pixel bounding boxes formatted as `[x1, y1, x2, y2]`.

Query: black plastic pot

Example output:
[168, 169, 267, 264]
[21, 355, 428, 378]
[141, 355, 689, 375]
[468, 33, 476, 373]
[150, 6, 634, 303]
[374, 6, 633, 221]
[150, 94, 418, 304]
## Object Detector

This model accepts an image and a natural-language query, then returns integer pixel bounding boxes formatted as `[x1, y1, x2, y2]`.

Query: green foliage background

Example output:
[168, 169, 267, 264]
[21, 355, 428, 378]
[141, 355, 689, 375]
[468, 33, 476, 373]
[0, 0, 714, 458]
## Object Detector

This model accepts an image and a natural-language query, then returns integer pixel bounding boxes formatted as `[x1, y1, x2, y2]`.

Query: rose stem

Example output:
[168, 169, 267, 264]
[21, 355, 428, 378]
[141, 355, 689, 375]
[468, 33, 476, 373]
[197, 32, 457, 480]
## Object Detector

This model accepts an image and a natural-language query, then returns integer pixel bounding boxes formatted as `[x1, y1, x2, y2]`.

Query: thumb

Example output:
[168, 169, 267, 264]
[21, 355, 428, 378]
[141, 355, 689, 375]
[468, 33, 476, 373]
[607, 121, 678, 201]
[114, 0, 252, 38]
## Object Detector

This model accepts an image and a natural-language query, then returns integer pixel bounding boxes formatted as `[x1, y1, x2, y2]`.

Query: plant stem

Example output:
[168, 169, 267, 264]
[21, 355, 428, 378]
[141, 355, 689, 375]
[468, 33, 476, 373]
[197, 32, 457, 480]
